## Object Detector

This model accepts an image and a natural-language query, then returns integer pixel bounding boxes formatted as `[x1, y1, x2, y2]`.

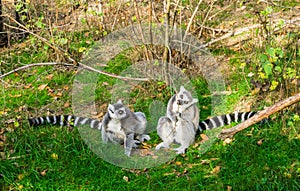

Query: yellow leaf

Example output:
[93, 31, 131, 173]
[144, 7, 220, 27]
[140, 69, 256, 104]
[8, 94, 22, 98]
[18, 173, 25, 180]
[38, 84, 48, 91]
[175, 161, 182, 166]
[212, 166, 221, 174]
[51, 153, 58, 160]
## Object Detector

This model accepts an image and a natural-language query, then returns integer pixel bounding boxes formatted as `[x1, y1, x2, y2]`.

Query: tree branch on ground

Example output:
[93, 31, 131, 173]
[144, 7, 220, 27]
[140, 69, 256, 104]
[218, 93, 300, 140]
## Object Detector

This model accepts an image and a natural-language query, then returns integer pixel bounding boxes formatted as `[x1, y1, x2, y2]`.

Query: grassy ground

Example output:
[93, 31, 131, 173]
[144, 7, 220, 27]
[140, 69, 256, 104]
[0, 45, 299, 190]
[1, 1, 300, 189]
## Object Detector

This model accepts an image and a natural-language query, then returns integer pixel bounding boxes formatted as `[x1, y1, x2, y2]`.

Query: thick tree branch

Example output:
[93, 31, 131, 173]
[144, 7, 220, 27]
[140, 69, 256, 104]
[218, 93, 300, 140]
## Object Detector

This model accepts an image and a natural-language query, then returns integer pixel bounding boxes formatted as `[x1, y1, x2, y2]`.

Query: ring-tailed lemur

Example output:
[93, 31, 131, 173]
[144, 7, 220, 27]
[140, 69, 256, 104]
[28, 100, 150, 157]
[155, 86, 257, 154]
[156, 86, 200, 154]
[101, 100, 150, 156]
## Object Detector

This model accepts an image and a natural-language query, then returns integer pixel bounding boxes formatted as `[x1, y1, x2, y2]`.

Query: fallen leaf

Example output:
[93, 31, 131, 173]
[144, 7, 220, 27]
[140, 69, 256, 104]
[8, 94, 22, 98]
[257, 139, 264, 145]
[227, 185, 232, 191]
[200, 134, 209, 143]
[141, 142, 152, 149]
[64, 102, 70, 108]
[18, 173, 25, 180]
[212, 166, 221, 174]
[123, 176, 129, 182]
[40, 169, 47, 176]
[223, 138, 234, 145]
[38, 84, 48, 91]
[140, 149, 154, 156]
[63, 86, 69, 90]
[46, 74, 54, 80]
[56, 92, 62, 97]
[175, 161, 182, 166]
[51, 153, 58, 160]
[24, 84, 32, 89]
[201, 159, 211, 164]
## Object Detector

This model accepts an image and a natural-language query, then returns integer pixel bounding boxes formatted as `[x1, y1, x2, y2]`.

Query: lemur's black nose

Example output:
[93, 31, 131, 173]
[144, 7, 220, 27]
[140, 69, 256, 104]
[177, 100, 182, 105]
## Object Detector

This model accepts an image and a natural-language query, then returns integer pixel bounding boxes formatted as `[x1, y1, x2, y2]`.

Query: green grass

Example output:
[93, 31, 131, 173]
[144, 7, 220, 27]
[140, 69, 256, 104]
[1, 33, 299, 191]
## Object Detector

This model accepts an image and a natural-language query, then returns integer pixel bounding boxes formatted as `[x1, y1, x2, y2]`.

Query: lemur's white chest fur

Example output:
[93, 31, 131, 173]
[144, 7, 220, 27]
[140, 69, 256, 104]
[107, 119, 125, 139]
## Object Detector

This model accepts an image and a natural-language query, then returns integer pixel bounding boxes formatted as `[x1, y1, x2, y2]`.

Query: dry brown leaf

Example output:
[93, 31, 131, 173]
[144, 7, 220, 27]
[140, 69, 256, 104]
[139, 149, 154, 157]
[24, 84, 32, 89]
[56, 92, 62, 97]
[212, 166, 221, 174]
[64, 102, 70, 108]
[63, 86, 69, 90]
[38, 84, 48, 91]
[200, 134, 209, 143]
[223, 138, 234, 145]
[46, 74, 54, 80]
[227, 185, 232, 191]
[257, 138, 264, 145]
[40, 169, 48, 176]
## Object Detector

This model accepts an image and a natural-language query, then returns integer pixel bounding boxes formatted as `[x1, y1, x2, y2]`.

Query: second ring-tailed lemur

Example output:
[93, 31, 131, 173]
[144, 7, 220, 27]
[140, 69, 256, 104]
[28, 100, 150, 157]
[155, 86, 257, 154]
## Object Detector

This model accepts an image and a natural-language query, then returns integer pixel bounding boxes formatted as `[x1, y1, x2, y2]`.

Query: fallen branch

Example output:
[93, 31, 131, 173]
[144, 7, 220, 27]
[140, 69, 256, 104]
[218, 93, 300, 140]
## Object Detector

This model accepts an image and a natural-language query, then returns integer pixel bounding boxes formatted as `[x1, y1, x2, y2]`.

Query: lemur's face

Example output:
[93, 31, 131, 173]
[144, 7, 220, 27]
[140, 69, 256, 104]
[175, 86, 198, 112]
[108, 100, 127, 120]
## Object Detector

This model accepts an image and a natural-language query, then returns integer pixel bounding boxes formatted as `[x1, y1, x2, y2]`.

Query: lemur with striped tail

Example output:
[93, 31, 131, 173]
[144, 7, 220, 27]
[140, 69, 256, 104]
[28, 100, 150, 157]
[155, 86, 257, 154]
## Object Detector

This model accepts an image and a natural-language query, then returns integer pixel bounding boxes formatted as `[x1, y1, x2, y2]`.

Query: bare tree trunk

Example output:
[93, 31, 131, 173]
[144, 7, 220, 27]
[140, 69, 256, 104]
[0, 0, 7, 47]
[218, 93, 300, 140]
[163, 0, 170, 86]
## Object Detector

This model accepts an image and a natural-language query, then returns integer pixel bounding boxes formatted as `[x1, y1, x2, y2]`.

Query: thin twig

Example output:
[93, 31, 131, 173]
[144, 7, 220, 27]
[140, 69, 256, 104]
[198, 1, 214, 38]
[183, 0, 203, 40]
[77, 62, 148, 81]
[0, 62, 74, 79]
[0, 61, 149, 81]
[111, 1, 122, 31]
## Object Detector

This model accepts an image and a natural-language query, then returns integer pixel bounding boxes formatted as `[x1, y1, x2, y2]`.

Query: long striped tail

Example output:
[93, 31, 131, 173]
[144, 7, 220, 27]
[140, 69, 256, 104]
[28, 115, 102, 130]
[198, 111, 257, 132]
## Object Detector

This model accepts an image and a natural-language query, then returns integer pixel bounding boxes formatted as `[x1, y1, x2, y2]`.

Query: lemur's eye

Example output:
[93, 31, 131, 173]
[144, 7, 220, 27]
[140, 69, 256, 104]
[184, 101, 189, 104]
[118, 110, 124, 115]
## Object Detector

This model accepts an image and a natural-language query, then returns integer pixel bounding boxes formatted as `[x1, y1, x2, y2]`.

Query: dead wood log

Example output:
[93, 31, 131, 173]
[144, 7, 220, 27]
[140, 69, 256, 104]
[218, 93, 300, 140]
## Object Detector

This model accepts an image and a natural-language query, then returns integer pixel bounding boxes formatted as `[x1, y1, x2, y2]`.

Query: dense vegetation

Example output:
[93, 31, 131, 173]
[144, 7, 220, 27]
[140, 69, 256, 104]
[0, 0, 299, 190]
